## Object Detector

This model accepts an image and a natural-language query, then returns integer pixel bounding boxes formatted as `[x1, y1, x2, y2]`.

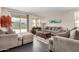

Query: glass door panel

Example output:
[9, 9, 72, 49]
[20, 18, 27, 33]
[12, 17, 20, 33]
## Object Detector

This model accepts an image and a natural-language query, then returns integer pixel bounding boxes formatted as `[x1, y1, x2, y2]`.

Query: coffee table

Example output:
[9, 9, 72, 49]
[36, 31, 51, 39]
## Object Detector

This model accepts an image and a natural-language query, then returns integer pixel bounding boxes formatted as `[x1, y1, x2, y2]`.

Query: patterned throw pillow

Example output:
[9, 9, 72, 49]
[70, 29, 76, 39]
[74, 30, 79, 40]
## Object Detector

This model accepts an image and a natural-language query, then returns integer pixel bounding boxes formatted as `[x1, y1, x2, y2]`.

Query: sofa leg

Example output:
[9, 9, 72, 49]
[49, 49, 53, 52]
[49, 48, 56, 52]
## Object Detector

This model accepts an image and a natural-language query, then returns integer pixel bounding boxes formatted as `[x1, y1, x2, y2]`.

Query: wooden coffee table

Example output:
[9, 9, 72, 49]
[36, 31, 51, 39]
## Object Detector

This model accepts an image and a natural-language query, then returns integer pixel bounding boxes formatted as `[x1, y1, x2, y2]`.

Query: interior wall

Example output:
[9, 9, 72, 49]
[1, 8, 11, 16]
[43, 13, 62, 27]
[0, 7, 1, 16]
[1, 7, 78, 30]
[43, 10, 76, 29]
[61, 10, 75, 29]
[0, 7, 2, 27]
[1, 8, 43, 31]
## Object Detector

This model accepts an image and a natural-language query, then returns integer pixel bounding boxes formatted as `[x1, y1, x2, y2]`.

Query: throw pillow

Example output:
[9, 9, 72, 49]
[74, 30, 79, 40]
[58, 31, 70, 38]
[70, 29, 76, 39]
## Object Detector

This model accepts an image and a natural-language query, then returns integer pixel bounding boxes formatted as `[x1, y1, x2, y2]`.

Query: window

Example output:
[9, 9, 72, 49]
[32, 19, 41, 27]
[20, 17, 27, 33]
[37, 19, 41, 27]
[75, 12, 79, 27]
[12, 17, 20, 33]
[12, 16, 27, 33]
[32, 19, 36, 27]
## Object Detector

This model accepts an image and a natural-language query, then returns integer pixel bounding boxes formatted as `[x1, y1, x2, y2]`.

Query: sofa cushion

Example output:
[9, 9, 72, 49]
[0, 29, 5, 34]
[70, 29, 76, 39]
[75, 30, 79, 40]
[58, 31, 70, 38]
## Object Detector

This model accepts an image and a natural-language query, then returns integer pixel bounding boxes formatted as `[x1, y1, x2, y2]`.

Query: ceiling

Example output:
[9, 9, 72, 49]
[8, 7, 78, 17]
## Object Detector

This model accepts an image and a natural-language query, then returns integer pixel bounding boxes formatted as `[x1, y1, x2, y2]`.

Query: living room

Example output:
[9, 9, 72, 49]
[0, 7, 79, 52]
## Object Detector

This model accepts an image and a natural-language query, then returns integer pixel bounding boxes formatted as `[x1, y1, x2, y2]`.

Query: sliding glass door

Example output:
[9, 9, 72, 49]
[32, 19, 36, 27]
[37, 19, 41, 27]
[12, 16, 27, 33]
[20, 17, 27, 33]
[12, 17, 20, 33]
[32, 19, 41, 27]
[12, 15, 41, 33]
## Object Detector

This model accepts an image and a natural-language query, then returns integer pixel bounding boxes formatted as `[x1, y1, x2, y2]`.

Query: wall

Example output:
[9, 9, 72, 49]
[0, 7, 1, 16]
[1, 8, 43, 32]
[1, 8, 11, 16]
[1, 7, 78, 29]
[43, 13, 63, 27]
[43, 9, 77, 29]
[0, 7, 2, 27]
[61, 10, 75, 29]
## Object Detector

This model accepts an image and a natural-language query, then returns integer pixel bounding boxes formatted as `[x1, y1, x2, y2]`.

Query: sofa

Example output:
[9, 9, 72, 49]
[0, 34, 21, 51]
[31, 27, 41, 34]
[18, 32, 33, 45]
[49, 29, 79, 52]
[0, 27, 33, 51]
[45, 26, 68, 36]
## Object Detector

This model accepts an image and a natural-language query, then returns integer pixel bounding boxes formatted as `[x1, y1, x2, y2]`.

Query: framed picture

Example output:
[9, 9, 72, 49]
[49, 19, 62, 24]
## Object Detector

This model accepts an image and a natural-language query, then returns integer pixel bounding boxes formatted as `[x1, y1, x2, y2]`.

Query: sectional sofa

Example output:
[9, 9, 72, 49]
[49, 28, 79, 52]
[0, 32, 33, 51]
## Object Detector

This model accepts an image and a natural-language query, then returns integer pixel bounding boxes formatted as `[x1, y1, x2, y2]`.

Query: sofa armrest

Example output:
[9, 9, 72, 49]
[49, 38, 54, 51]
[57, 31, 70, 38]
[0, 34, 18, 37]
[0, 34, 18, 51]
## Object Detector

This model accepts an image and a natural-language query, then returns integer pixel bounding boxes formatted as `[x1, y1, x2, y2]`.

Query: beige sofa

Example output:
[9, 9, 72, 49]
[18, 32, 33, 45]
[0, 32, 33, 51]
[0, 26, 34, 51]
[49, 36, 79, 52]
[0, 34, 21, 51]
[49, 28, 79, 52]
[45, 26, 68, 36]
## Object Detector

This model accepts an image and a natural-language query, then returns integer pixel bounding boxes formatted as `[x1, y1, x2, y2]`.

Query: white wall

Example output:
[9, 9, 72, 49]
[61, 10, 75, 29]
[43, 10, 76, 29]
[1, 8, 11, 16]
[1, 7, 78, 29]
[0, 7, 2, 27]
[43, 13, 62, 27]
[0, 7, 2, 16]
